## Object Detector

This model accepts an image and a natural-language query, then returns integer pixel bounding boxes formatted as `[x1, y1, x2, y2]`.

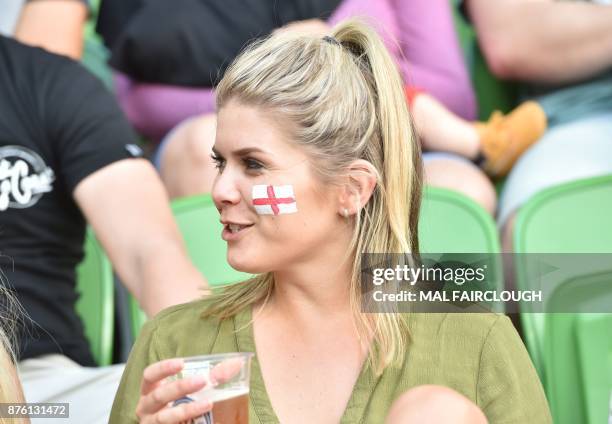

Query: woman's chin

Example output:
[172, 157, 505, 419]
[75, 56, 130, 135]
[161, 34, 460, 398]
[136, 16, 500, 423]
[227, 253, 266, 274]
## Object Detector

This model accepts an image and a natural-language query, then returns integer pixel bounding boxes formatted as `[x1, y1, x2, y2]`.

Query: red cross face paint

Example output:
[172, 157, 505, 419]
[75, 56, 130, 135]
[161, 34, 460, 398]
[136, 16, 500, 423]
[252, 184, 297, 215]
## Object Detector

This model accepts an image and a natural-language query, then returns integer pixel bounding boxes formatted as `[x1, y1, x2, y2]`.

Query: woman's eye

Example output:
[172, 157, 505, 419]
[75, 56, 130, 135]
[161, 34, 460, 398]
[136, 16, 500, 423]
[210, 153, 225, 170]
[244, 158, 264, 171]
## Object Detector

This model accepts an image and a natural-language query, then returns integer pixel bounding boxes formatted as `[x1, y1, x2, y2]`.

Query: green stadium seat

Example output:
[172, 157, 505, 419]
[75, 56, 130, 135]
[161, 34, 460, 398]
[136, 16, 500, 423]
[75, 228, 114, 366]
[576, 314, 612, 424]
[419, 187, 504, 312]
[514, 174, 612, 424]
[419, 187, 500, 254]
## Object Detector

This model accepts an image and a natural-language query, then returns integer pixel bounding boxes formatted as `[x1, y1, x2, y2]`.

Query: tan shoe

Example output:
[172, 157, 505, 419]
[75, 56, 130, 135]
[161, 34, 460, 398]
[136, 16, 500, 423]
[475, 101, 547, 178]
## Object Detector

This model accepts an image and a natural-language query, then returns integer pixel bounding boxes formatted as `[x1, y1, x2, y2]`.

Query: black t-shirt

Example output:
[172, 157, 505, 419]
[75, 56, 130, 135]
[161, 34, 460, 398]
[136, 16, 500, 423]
[0, 36, 141, 366]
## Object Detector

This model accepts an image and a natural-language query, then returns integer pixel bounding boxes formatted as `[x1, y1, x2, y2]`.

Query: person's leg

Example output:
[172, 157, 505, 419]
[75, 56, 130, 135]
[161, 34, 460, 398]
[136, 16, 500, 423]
[498, 113, 612, 228]
[498, 113, 612, 316]
[385, 385, 488, 424]
[413, 93, 547, 178]
[18, 354, 125, 424]
[538, 76, 612, 127]
[158, 114, 218, 199]
[424, 153, 497, 215]
[412, 94, 481, 158]
[501, 214, 517, 253]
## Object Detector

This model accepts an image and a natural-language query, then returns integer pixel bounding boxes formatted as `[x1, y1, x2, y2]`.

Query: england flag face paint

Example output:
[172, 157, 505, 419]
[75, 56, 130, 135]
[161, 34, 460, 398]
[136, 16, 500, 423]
[252, 184, 297, 215]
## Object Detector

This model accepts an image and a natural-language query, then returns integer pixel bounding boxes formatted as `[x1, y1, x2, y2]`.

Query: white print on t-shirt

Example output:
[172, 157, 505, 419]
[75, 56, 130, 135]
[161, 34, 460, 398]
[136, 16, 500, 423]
[125, 143, 143, 157]
[0, 146, 55, 211]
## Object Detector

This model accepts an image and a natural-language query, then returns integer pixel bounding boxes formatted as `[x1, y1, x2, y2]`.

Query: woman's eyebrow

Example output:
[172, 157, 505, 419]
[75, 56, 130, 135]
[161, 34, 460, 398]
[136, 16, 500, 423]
[232, 147, 268, 156]
[212, 146, 271, 157]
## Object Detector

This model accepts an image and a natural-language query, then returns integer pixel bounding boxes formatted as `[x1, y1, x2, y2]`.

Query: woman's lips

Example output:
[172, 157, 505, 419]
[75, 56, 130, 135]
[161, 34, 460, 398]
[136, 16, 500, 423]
[221, 223, 254, 241]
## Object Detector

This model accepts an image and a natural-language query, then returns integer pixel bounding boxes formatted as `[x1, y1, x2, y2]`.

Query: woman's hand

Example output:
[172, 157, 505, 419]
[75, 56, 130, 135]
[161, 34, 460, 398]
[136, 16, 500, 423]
[135, 359, 211, 423]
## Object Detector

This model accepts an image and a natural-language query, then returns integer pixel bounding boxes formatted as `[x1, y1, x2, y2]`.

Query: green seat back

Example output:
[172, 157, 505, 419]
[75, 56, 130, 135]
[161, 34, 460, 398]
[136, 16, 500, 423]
[514, 174, 612, 424]
[419, 187, 504, 312]
[75, 228, 114, 366]
[419, 187, 500, 254]
[576, 314, 612, 424]
[169, 195, 251, 285]
[129, 195, 251, 336]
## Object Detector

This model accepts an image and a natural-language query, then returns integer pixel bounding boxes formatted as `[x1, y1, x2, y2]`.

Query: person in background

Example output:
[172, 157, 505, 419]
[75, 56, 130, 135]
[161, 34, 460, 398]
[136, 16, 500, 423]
[0, 18, 206, 424]
[100, 0, 546, 215]
[110, 19, 550, 423]
[464, 0, 612, 246]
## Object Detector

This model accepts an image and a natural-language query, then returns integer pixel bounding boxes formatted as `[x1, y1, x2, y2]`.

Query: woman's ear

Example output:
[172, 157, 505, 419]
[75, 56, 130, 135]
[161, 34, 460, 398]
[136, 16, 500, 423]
[337, 159, 377, 217]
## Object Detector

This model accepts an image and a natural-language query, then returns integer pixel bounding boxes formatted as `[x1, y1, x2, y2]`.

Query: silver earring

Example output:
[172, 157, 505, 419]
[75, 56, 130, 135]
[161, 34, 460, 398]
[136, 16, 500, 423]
[342, 208, 349, 218]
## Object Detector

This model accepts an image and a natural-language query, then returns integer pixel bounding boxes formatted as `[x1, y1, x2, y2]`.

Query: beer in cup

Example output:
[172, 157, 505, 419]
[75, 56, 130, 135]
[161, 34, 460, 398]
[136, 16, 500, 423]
[170, 352, 254, 424]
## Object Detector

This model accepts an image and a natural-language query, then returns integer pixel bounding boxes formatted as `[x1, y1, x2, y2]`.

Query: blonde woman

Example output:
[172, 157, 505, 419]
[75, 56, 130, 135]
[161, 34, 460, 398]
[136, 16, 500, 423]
[111, 19, 551, 423]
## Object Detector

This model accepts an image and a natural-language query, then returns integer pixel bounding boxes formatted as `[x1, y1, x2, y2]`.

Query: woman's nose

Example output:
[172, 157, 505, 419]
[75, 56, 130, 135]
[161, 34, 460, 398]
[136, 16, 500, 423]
[212, 170, 242, 208]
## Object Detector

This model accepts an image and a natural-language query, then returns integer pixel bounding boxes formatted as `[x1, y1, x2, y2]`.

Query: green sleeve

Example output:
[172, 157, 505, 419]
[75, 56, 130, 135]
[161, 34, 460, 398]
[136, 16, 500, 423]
[109, 319, 162, 424]
[476, 316, 552, 423]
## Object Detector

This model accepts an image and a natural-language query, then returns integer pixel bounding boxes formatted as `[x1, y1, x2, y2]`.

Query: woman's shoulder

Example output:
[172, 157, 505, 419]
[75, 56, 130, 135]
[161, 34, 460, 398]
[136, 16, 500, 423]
[403, 312, 518, 359]
[406, 312, 510, 340]
[405, 314, 551, 422]
[398, 314, 550, 422]
[150, 296, 216, 327]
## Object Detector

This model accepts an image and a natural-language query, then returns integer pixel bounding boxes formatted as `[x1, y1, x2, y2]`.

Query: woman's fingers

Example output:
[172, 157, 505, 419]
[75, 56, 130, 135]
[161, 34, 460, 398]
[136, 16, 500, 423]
[141, 359, 184, 395]
[210, 357, 244, 384]
[144, 399, 212, 424]
[138, 356, 244, 422]
[138, 375, 207, 416]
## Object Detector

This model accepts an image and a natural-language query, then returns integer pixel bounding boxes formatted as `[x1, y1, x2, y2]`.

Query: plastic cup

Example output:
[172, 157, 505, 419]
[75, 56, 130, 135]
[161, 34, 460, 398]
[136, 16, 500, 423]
[170, 352, 254, 424]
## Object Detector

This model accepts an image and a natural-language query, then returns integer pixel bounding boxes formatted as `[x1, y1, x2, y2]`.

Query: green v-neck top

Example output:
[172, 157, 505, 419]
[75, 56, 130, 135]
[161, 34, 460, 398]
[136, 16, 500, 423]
[110, 298, 551, 423]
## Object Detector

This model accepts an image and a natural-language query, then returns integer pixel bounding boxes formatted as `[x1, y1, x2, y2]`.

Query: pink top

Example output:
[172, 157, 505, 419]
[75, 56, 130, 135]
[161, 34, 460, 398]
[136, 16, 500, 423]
[115, 0, 476, 141]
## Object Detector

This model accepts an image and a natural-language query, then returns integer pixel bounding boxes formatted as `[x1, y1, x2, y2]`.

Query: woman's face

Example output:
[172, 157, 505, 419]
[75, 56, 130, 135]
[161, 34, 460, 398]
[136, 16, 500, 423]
[211, 100, 345, 274]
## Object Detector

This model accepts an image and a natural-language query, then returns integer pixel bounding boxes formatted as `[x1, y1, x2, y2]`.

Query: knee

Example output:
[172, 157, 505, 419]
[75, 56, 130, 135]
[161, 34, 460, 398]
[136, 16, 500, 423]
[185, 114, 217, 160]
[386, 385, 488, 424]
[161, 114, 217, 169]
[159, 114, 217, 197]
[501, 213, 517, 253]
[424, 159, 497, 215]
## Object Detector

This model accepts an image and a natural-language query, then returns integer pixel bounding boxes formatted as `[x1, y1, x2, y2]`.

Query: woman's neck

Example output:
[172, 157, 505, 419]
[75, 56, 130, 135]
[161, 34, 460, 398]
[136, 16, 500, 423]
[279, 268, 350, 311]
[256, 253, 354, 324]
[254, 223, 359, 327]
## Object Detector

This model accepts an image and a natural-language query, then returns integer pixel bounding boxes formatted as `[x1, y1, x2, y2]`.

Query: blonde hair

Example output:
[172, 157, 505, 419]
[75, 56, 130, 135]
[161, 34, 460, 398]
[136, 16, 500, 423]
[204, 19, 422, 374]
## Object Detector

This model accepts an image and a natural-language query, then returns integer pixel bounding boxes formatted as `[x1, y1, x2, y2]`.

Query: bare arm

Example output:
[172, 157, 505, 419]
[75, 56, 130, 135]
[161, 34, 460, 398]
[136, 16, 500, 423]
[14, 0, 87, 59]
[467, 0, 612, 83]
[74, 159, 208, 317]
